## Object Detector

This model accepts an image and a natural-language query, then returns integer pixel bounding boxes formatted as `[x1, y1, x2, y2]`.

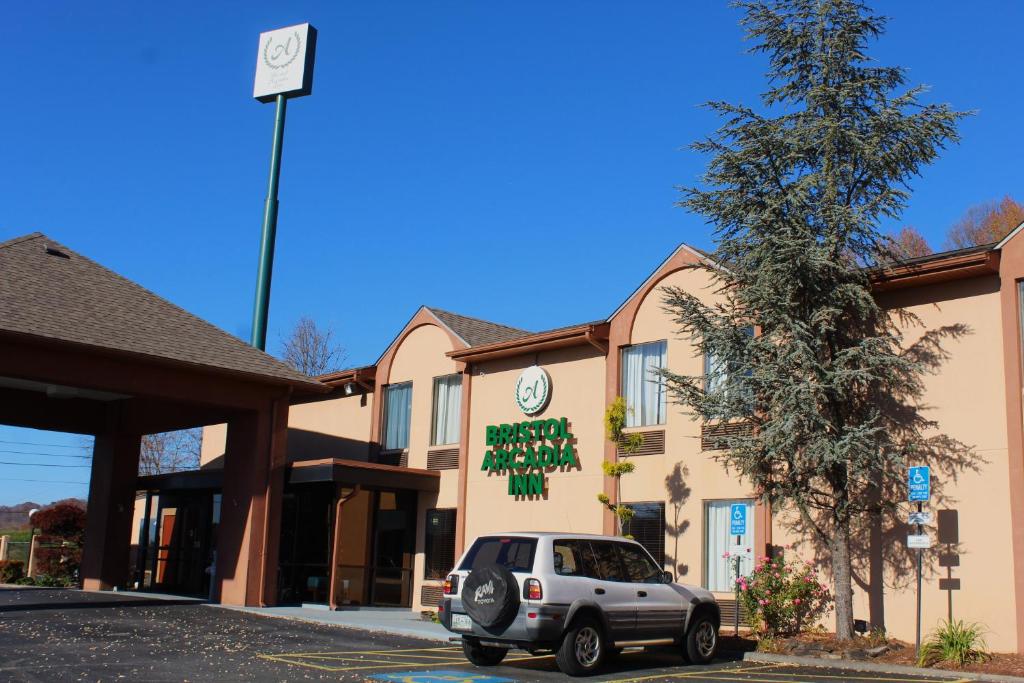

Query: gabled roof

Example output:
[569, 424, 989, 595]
[0, 232, 322, 389]
[425, 307, 530, 347]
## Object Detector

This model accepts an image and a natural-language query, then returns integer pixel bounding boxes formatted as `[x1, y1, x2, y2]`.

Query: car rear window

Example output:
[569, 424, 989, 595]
[459, 536, 537, 573]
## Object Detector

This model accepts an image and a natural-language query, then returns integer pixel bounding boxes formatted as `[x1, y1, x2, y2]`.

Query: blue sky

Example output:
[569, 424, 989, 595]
[1, 1, 1021, 506]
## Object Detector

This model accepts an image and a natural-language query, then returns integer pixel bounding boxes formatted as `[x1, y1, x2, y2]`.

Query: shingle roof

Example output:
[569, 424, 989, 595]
[426, 307, 531, 347]
[0, 233, 321, 388]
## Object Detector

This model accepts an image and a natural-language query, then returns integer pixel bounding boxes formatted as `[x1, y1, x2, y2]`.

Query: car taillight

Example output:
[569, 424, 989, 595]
[443, 574, 459, 595]
[524, 578, 542, 600]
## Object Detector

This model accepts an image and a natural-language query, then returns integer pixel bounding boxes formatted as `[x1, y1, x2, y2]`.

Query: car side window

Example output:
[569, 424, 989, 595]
[553, 540, 599, 578]
[590, 541, 627, 582]
[618, 542, 662, 583]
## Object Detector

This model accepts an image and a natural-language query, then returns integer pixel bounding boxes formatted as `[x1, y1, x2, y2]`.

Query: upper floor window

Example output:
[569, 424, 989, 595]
[383, 381, 412, 451]
[704, 326, 754, 413]
[431, 374, 462, 446]
[621, 340, 667, 427]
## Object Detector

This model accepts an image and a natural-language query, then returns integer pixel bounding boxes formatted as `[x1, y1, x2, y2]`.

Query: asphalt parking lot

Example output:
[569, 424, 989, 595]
[0, 588, 959, 682]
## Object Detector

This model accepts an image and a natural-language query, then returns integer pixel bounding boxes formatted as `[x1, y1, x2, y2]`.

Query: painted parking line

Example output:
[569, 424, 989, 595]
[604, 664, 791, 683]
[371, 672, 516, 683]
[605, 663, 957, 683]
[259, 644, 548, 674]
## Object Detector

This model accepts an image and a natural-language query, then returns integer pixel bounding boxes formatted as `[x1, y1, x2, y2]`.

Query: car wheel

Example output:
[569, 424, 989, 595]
[556, 616, 606, 676]
[462, 637, 507, 667]
[683, 613, 718, 664]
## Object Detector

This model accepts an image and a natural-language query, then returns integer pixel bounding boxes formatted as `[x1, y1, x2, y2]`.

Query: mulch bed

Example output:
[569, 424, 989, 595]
[760, 631, 1024, 679]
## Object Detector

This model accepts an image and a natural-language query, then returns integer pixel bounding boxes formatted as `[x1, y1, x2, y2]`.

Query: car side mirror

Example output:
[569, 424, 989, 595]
[662, 571, 673, 584]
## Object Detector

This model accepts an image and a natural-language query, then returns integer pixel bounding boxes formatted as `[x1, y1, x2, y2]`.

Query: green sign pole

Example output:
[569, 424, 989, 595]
[250, 93, 288, 350]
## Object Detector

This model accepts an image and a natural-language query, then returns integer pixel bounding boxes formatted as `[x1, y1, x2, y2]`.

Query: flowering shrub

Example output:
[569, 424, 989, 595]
[737, 554, 832, 636]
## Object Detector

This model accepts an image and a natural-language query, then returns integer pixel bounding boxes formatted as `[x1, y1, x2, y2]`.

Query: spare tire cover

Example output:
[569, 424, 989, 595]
[462, 563, 520, 629]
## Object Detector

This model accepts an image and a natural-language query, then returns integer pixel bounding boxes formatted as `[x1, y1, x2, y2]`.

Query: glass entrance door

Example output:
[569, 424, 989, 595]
[370, 490, 415, 606]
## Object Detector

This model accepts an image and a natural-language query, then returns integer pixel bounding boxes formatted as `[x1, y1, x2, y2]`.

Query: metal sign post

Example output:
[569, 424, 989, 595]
[908, 466, 931, 657]
[249, 23, 317, 350]
[730, 503, 747, 636]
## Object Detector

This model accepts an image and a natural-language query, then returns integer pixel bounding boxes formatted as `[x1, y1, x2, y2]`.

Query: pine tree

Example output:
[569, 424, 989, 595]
[665, 0, 967, 639]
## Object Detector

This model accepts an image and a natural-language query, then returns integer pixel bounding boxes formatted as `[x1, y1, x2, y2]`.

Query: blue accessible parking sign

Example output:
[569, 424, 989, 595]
[908, 466, 931, 502]
[729, 503, 747, 536]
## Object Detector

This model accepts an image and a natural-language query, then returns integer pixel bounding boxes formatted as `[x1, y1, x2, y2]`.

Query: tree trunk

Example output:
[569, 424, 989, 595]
[832, 516, 855, 640]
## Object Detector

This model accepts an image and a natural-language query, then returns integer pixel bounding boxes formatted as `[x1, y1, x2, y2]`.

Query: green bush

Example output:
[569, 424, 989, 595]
[32, 574, 73, 588]
[917, 620, 989, 668]
[738, 554, 832, 637]
[0, 559, 24, 583]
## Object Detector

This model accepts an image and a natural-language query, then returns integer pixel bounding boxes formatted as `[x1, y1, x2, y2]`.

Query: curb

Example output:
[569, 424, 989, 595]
[744, 652, 1024, 683]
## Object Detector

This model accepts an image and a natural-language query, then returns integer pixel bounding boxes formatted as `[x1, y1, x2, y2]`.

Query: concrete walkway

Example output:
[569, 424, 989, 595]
[217, 604, 451, 642]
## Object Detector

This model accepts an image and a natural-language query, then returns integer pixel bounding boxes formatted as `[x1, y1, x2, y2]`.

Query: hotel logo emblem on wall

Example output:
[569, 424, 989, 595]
[515, 366, 551, 415]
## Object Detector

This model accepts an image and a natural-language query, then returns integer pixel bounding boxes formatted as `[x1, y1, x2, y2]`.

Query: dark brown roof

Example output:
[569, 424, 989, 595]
[426, 307, 531, 347]
[0, 233, 322, 389]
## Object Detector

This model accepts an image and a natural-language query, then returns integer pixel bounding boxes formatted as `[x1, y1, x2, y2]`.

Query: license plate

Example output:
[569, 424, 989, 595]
[451, 613, 473, 631]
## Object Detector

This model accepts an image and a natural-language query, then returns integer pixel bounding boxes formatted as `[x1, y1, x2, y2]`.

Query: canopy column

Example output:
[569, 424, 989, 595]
[81, 432, 142, 591]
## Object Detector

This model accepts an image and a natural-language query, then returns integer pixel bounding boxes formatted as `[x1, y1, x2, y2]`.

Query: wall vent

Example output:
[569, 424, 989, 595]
[617, 430, 666, 457]
[427, 448, 460, 470]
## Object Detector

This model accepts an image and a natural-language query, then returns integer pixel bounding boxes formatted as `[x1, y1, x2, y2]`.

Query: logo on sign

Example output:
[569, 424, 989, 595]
[908, 466, 931, 502]
[263, 30, 302, 69]
[730, 503, 747, 536]
[515, 366, 551, 415]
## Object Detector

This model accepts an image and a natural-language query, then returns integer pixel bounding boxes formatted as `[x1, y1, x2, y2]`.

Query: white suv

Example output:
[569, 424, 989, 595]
[438, 532, 720, 676]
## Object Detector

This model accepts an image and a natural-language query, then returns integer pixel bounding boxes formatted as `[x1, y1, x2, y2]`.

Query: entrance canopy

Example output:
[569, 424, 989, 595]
[0, 232, 326, 606]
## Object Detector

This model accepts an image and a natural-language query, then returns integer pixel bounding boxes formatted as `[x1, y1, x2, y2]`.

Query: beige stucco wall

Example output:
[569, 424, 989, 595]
[620, 266, 758, 588]
[772, 275, 1016, 650]
[464, 346, 608, 540]
[287, 393, 374, 462]
[386, 322, 460, 610]
[386, 323, 460, 470]
[200, 423, 227, 467]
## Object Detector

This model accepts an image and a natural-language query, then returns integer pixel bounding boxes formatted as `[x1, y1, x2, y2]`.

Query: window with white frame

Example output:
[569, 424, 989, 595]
[383, 382, 412, 451]
[703, 499, 754, 592]
[431, 374, 462, 446]
[704, 326, 754, 413]
[621, 340, 667, 427]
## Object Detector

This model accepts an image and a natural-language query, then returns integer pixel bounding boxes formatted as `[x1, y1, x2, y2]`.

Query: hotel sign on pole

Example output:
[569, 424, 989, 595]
[253, 23, 318, 103]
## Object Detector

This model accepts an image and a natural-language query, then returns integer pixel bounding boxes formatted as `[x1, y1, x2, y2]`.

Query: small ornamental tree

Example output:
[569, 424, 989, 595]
[31, 503, 86, 544]
[599, 398, 642, 535]
[664, 0, 968, 640]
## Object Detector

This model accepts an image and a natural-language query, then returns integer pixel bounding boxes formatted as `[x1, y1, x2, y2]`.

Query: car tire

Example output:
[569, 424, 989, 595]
[682, 612, 718, 665]
[462, 637, 507, 667]
[556, 616, 606, 676]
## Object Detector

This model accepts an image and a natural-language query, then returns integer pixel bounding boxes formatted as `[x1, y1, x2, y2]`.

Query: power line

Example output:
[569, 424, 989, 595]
[0, 450, 91, 460]
[2, 478, 88, 485]
[0, 439, 87, 449]
[0, 461, 91, 468]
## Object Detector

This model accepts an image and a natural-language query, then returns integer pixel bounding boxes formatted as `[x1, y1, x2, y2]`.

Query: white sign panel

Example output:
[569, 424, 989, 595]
[515, 366, 551, 415]
[253, 23, 317, 102]
[908, 511, 932, 525]
[907, 534, 932, 549]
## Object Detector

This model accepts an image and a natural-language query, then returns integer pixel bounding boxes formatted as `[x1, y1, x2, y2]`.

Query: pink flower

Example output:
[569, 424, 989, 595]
[774, 572, 780, 578]
[758, 599, 768, 606]
[793, 598, 801, 605]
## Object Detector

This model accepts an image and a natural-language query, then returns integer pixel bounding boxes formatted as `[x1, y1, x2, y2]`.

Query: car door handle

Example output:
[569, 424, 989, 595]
[594, 588, 605, 595]
[637, 591, 647, 597]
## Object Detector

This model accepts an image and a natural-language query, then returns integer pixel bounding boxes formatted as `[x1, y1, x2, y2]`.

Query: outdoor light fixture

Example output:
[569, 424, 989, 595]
[343, 382, 356, 396]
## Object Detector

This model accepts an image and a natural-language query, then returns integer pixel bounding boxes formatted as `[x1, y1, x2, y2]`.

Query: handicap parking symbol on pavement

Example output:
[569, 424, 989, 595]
[371, 671, 515, 683]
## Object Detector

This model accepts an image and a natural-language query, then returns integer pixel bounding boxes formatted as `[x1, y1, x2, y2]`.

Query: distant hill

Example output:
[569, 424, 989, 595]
[0, 499, 85, 530]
